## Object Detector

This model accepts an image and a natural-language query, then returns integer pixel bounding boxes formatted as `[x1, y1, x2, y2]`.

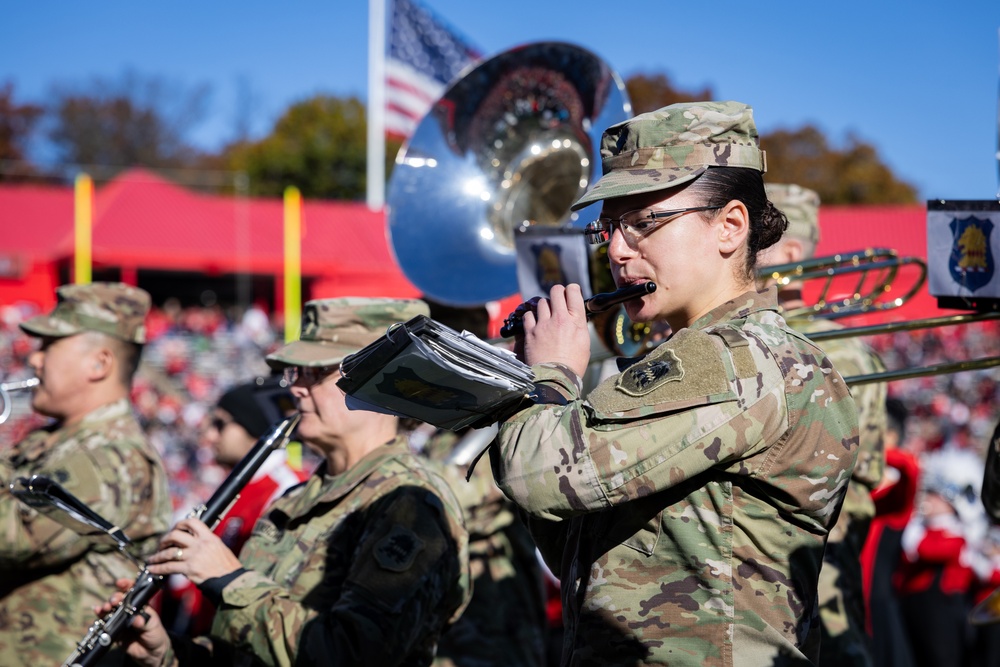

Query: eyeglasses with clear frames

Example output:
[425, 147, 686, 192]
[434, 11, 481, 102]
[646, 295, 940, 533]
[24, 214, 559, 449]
[282, 365, 340, 386]
[584, 205, 720, 245]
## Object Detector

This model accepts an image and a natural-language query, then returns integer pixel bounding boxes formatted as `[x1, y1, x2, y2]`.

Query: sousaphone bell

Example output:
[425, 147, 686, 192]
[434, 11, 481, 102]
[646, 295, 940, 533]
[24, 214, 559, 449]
[386, 41, 632, 308]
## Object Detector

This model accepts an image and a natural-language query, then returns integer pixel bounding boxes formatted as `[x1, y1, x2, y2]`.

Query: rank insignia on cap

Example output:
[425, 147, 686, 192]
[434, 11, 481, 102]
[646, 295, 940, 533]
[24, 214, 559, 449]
[374, 524, 425, 572]
[617, 349, 684, 396]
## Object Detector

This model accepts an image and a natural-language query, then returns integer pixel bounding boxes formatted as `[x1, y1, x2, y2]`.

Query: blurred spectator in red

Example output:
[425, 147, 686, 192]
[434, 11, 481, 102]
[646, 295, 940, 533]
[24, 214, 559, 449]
[157, 376, 308, 636]
[895, 446, 987, 667]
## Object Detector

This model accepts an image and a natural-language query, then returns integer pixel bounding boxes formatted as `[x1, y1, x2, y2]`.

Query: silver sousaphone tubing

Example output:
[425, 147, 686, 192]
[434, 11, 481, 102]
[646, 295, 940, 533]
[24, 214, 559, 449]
[387, 41, 632, 306]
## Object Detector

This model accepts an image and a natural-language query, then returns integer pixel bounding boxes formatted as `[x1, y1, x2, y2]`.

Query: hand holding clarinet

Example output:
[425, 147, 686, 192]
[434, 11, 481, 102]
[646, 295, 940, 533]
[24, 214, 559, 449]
[65, 415, 299, 667]
[92, 520, 246, 667]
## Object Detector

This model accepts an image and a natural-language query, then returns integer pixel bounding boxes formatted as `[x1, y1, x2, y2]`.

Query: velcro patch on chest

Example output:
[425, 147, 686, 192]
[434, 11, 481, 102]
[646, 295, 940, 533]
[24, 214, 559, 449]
[617, 349, 684, 396]
[374, 524, 426, 572]
[588, 328, 732, 416]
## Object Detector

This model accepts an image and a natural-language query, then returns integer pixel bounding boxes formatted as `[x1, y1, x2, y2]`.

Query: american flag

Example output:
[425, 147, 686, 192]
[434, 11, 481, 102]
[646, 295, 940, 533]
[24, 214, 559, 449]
[385, 0, 480, 139]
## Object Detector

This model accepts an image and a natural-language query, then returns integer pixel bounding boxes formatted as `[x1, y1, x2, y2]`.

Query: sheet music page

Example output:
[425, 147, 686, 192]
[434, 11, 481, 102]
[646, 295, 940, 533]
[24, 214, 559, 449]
[338, 315, 536, 430]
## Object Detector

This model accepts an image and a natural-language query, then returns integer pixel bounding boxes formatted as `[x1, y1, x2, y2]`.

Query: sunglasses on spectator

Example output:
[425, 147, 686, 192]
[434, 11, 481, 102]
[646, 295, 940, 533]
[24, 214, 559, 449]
[209, 415, 232, 432]
[282, 365, 339, 386]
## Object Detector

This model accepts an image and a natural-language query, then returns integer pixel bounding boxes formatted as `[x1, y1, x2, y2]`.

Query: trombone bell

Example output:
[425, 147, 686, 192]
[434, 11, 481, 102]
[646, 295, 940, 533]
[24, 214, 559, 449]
[757, 248, 927, 321]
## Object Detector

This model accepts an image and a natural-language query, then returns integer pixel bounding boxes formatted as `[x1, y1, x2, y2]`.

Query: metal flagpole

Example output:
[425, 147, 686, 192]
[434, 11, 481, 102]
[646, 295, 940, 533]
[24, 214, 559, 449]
[367, 0, 387, 211]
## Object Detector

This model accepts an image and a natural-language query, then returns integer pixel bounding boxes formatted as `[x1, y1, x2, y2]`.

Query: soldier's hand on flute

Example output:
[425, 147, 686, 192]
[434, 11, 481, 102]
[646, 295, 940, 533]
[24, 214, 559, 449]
[517, 283, 592, 379]
[92, 578, 170, 667]
[146, 518, 242, 585]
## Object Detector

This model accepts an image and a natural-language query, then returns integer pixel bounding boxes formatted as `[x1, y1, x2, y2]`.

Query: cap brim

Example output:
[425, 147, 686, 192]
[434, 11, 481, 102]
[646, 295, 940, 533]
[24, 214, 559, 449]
[571, 166, 708, 211]
[18, 315, 81, 339]
[265, 340, 358, 370]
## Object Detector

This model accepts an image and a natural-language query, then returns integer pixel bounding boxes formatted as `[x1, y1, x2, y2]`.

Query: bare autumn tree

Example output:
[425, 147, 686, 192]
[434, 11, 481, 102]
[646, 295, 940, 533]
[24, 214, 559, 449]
[623, 72, 917, 204]
[0, 82, 44, 181]
[47, 71, 210, 175]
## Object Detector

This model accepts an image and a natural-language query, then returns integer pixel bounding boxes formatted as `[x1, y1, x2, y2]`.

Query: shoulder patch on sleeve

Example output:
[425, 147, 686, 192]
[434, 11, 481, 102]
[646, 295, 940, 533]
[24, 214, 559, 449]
[374, 524, 426, 572]
[588, 328, 733, 416]
[617, 348, 684, 396]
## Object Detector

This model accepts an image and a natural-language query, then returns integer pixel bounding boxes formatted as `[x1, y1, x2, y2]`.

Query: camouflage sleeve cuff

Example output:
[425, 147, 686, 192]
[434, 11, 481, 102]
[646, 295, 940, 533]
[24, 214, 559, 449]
[199, 567, 248, 606]
[160, 631, 214, 666]
[217, 568, 282, 608]
[531, 363, 582, 401]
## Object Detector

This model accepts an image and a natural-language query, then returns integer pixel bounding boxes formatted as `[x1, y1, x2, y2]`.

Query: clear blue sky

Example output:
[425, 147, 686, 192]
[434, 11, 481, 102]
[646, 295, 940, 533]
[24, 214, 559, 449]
[3, 0, 1000, 201]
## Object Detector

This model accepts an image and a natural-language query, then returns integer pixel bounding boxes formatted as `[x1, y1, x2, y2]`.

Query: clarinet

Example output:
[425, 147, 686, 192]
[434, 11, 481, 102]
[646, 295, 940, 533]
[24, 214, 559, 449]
[499, 281, 657, 337]
[62, 413, 301, 667]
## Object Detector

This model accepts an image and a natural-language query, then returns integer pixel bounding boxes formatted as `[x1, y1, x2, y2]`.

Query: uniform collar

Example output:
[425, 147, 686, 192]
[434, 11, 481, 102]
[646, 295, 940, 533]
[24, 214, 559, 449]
[308, 436, 411, 506]
[78, 397, 133, 424]
[688, 286, 779, 332]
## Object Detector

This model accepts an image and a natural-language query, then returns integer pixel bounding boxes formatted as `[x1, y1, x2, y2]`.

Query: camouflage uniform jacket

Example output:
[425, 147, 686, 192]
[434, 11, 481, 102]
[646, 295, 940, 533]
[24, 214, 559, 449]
[0, 398, 172, 665]
[421, 429, 547, 667]
[492, 288, 860, 667]
[789, 317, 887, 666]
[168, 437, 471, 667]
[789, 316, 887, 528]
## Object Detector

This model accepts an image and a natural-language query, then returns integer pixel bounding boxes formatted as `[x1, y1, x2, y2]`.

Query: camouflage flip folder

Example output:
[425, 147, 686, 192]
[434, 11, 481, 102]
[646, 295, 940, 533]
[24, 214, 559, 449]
[337, 315, 535, 431]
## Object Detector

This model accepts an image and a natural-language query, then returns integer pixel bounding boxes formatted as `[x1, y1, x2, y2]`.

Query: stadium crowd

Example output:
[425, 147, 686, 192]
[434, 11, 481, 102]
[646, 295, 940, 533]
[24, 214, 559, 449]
[0, 298, 296, 516]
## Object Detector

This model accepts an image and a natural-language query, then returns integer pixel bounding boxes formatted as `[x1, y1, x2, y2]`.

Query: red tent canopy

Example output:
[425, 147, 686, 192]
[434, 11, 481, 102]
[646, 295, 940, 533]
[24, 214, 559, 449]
[0, 168, 423, 309]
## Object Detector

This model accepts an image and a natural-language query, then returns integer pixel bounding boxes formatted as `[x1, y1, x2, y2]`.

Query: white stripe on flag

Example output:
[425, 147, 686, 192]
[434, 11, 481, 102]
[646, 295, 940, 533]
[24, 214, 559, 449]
[385, 62, 445, 136]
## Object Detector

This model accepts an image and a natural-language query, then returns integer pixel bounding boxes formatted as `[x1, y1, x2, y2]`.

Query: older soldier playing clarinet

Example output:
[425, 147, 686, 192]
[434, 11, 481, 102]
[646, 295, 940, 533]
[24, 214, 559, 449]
[98, 297, 470, 667]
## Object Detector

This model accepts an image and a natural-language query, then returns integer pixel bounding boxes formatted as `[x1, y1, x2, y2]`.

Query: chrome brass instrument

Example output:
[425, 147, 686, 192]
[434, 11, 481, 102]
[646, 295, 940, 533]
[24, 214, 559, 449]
[808, 310, 1000, 386]
[61, 414, 300, 667]
[759, 247, 1000, 386]
[384, 41, 659, 358]
[585, 248, 930, 361]
[759, 247, 927, 320]
[0, 377, 39, 424]
[386, 40, 632, 315]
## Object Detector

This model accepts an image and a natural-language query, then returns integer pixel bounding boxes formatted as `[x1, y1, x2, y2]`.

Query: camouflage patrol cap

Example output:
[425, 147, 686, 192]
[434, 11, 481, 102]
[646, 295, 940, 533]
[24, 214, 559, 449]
[20, 282, 151, 344]
[266, 297, 430, 369]
[766, 183, 821, 245]
[571, 101, 766, 210]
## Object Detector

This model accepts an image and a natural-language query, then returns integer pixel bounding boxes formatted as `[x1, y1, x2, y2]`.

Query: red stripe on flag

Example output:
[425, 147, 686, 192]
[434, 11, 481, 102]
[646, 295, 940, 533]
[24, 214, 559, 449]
[386, 101, 424, 122]
[386, 75, 438, 104]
